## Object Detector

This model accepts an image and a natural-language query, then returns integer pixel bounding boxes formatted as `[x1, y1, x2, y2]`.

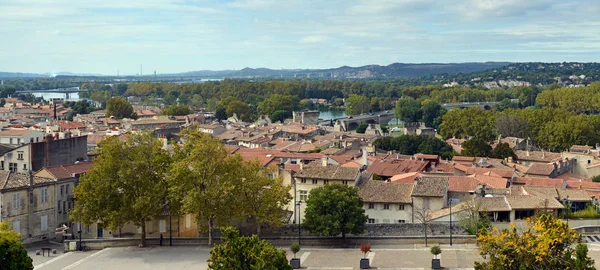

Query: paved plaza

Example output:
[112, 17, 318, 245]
[28, 242, 600, 270]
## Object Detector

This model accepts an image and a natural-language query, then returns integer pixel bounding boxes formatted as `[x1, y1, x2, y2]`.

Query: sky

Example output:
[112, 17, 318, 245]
[1, 0, 599, 75]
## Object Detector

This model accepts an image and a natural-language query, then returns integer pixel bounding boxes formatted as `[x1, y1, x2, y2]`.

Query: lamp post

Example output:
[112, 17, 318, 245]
[296, 201, 302, 245]
[448, 199, 453, 246]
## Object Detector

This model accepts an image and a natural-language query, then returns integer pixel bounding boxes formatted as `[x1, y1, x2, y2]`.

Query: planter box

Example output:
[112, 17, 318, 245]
[432, 258, 441, 269]
[360, 258, 370, 269]
[290, 258, 301, 269]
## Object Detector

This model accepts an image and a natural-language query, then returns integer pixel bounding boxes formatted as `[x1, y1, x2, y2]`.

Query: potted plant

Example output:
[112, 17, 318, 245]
[431, 245, 442, 269]
[290, 243, 301, 269]
[360, 243, 371, 269]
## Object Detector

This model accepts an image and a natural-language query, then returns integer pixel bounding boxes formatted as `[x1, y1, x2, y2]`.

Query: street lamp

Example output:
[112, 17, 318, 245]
[448, 199, 453, 246]
[296, 201, 302, 245]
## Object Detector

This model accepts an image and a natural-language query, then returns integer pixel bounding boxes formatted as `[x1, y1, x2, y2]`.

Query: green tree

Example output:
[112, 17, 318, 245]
[355, 123, 368, 133]
[215, 107, 227, 120]
[236, 162, 291, 237]
[226, 100, 253, 122]
[475, 214, 594, 270]
[0, 98, 6, 107]
[592, 175, 600, 183]
[495, 98, 519, 112]
[421, 100, 446, 129]
[258, 94, 297, 117]
[270, 110, 288, 123]
[0, 222, 33, 270]
[304, 184, 367, 240]
[345, 94, 370, 115]
[168, 130, 243, 246]
[208, 227, 291, 270]
[439, 107, 495, 141]
[106, 97, 137, 119]
[71, 132, 171, 247]
[491, 142, 518, 160]
[395, 98, 422, 123]
[461, 138, 492, 157]
[162, 105, 192, 116]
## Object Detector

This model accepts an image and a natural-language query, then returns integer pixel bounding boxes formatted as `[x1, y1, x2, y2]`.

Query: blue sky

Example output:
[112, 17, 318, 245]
[1, 0, 599, 74]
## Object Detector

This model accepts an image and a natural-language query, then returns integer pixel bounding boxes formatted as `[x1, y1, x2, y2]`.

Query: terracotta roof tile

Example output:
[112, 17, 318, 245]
[358, 179, 413, 203]
[366, 159, 428, 177]
[295, 162, 360, 180]
[412, 176, 448, 197]
[525, 163, 555, 176]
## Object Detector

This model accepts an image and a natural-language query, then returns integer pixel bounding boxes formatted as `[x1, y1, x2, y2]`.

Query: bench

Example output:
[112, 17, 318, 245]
[41, 247, 52, 257]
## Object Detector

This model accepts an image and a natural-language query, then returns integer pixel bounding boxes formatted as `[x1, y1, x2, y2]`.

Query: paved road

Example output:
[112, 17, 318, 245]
[29, 243, 600, 270]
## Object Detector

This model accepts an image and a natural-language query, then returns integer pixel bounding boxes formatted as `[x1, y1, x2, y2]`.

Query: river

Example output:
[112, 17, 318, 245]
[318, 110, 347, 120]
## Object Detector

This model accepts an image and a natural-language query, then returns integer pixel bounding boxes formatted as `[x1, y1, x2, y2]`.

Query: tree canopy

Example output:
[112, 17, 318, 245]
[461, 138, 493, 157]
[345, 94, 370, 115]
[373, 135, 454, 160]
[208, 227, 291, 270]
[395, 98, 422, 123]
[71, 132, 171, 246]
[304, 184, 367, 240]
[0, 222, 33, 270]
[475, 214, 594, 270]
[106, 97, 137, 119]
[161, 104, 192, 116]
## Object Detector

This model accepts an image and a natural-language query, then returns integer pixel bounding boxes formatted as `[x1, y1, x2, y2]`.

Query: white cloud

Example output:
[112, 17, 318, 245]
[300, 35, 330, 43]
[454, 0, 554, 18]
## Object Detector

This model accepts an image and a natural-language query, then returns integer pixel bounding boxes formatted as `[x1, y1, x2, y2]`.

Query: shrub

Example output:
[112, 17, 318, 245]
[430, 245, 442, 256]
[569, 204, 600, 219]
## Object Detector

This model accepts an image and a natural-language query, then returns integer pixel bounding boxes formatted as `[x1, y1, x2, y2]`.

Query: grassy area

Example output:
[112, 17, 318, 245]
[569, 205, 600, 219]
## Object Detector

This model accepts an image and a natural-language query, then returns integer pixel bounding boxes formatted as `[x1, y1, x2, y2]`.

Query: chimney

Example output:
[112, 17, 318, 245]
[321, 157, 328, 167]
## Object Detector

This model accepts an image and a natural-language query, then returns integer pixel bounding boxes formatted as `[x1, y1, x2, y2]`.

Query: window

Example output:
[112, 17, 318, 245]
[312, 179, 317, 184]
[65, 184, 70, 194]
[17, 138, 20, 144]
[41, 188, 49, 204]
[23, 164, 26, 170]
[9, 138, 13, 144]
[383, 203, 390, 210]
[398, 204, 405, 211]
[85, 225, 91, 234]
[9, 163, 17, 173]
[12, 221, 20, 233]
[299, 190, 308, 201]
[36, 137, 39, 143]
[17, 152, 23, 160]
[368, 218, 375, 224]
[159, 220, 167, 233]
[41, 215, 48, 231]
[589, 160, 592, 164]
[323, 180, 329, 185]
[268, 173, 275, 180]
[301, 179, 306, 184]
[13, 193, 20, 209]
[398, 220, 406, 224]
[342, 180, 349, 185]
[30, 138, 34, 143]
[63, 201, 66, 213]
[68, 201, 71, 210]
[368, 203, 375, 209]
[60, 185, 64, 196]
[58, 200, 61, 212]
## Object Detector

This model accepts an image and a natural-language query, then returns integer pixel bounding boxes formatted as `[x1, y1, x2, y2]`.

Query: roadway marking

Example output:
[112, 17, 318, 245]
[34, 252, 74, 269]
[63, 248, 112, 270]
[300, 251, 311, 267]
[367, 251, 375, 266]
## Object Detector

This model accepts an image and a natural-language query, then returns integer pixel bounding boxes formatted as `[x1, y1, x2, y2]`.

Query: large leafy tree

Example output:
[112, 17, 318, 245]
[491, 142, 518, 161]
[421, 100, 446, 129]
[345, 94, 370, 115]
[161, 105, 192, 116]
[208, 227, 291, 270]
[168, 129, 243, 245]
[475, 214, 594, 270]
[71, 132, 171, 247]
[237, 162, 292, 237]
[439, 107, 495, 141]
[226, 100, 253, 122]
[0, 222, 33, 270]
[258, 94, 298, 117]
[461, 138, 492, 157]
[395, 98, 422, 123]
[304, 184, 367, 240]
[106, 97, 137, 119]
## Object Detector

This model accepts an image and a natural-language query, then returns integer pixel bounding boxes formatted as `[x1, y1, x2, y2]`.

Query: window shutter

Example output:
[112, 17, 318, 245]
[21, 198, 26, 210]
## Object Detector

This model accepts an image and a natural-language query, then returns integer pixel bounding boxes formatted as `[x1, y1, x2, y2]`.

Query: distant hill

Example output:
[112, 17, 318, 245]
[166, 62, 511, 79]
[0, 72, 46, 78]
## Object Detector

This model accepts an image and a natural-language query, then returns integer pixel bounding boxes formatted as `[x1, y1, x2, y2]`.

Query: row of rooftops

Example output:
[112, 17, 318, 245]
[0, 162, 93, 191]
